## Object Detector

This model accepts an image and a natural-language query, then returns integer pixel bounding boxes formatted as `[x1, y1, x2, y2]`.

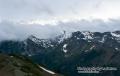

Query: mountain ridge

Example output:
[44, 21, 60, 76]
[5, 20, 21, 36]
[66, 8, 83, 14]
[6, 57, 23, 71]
[0, 30, 120, 76]
[0, 53, 62, 76]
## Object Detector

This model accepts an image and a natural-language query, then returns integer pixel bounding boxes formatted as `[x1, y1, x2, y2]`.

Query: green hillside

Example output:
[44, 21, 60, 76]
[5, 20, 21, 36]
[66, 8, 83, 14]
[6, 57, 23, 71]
[0, 54, 62, 76]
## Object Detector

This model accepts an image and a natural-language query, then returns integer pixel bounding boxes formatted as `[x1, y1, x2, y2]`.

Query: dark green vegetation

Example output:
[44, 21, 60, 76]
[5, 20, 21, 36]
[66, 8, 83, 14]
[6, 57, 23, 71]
[0, 31, 120, 76]
[0, 54, 62, 76]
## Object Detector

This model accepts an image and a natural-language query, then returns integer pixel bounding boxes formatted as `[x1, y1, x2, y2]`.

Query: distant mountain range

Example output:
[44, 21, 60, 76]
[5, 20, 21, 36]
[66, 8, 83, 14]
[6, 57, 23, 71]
[0, 31, 120, 76]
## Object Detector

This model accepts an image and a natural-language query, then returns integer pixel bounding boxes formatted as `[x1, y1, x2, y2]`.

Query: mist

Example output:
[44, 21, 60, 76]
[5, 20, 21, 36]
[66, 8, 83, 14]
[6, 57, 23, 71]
[0, 19, 120, 41]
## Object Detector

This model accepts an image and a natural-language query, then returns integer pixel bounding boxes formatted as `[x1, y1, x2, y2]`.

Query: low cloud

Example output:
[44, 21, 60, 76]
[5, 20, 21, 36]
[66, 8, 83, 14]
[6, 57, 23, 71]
[0, 19, 120, 41]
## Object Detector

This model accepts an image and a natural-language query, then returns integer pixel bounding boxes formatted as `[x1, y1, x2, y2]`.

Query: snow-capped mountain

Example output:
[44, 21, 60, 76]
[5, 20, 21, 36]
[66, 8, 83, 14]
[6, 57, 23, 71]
[0, 31, 120, 76]
[24, 31, 120, 54]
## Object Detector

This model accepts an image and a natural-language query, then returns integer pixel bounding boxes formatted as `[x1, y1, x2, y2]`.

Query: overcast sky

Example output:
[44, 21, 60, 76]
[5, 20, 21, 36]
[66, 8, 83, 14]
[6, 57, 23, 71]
[0, 0, 120, 40]
[1, 0, 120, 22]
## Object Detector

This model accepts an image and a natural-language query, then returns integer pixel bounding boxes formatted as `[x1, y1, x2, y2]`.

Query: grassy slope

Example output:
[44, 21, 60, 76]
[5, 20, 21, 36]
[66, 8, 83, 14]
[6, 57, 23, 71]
[0, 54, 62, 76]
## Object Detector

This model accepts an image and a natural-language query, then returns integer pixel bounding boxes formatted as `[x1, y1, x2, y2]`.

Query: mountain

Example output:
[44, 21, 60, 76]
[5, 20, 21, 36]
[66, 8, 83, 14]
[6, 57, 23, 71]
[0, 31, 120, 76]
[0, 54, 62, 76]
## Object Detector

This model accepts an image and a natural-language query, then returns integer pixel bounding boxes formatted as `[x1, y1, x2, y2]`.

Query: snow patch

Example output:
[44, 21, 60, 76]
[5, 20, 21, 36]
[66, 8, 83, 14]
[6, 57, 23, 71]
[82, 31, 93, 40]
[28, 35, 52, 48]
[115, 48, 119, 50]
[99, 36, 105, 43]
[90, 45, 95, 50]
[111, 32, 120, 38]
[39, 66, 55, 74]
[28, 54, 32, 57]
[58, 32, 71, 43]
[77, 37, 80, 40]
[63, 44, 68, 53]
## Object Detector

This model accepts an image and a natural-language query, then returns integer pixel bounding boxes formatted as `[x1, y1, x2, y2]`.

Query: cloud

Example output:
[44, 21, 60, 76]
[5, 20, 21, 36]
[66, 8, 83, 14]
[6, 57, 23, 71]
[0, 0, 120, 22]
[0, 0, 120, 41]
[0, 19, 120, 41]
